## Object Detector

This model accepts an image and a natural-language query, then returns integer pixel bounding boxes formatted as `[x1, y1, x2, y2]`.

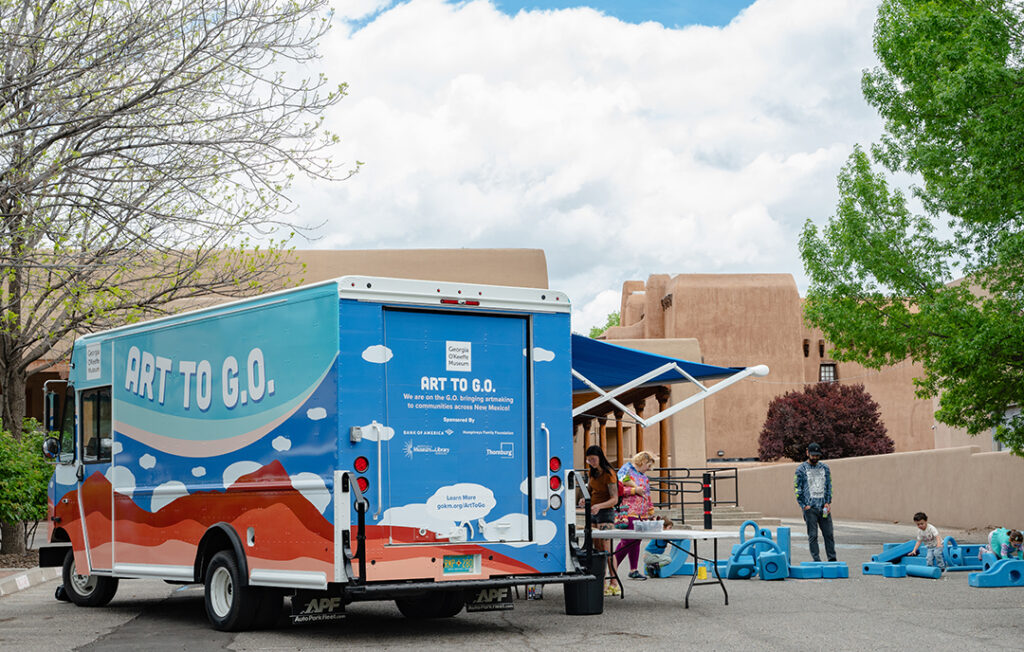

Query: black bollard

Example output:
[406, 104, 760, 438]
[702, 472, 712, 530]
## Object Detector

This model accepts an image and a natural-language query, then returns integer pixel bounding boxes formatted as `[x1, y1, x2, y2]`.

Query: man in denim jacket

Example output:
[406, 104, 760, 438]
[794, 442, 836, 562]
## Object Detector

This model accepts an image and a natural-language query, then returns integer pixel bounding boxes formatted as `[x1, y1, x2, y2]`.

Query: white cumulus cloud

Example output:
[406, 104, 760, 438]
[306, 408, 327, 421]
[151, 481, 189, 512]
[273, 435, 293, 451]
[290, 472, 331, 513]
[112, 441, 123, 455]
[223, 461, 262, 488]
[191, 466, 206, 478]
[292, 0, 883, 333]
[106, 465, 136, 497]
[533, 347, 555, 362]
[361, 344, 394, 364]
[139, 453, 156, 470]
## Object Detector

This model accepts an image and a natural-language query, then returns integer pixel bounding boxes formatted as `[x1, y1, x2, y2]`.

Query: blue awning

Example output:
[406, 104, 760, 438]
[570, 334, 745, 393]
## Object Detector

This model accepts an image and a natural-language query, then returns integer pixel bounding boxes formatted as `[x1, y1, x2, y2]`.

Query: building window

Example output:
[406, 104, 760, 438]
[802, 339, 810, 357]
[819, 364, 837, 383]
[818, 340, 825, 357]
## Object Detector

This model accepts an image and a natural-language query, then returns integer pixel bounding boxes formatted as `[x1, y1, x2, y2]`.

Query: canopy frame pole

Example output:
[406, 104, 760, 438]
[572, 365, 768, 428]
[571, 363, 677, 418]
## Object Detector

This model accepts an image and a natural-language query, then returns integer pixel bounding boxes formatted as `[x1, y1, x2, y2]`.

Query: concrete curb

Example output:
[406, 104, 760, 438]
[0, 567, 61, 598]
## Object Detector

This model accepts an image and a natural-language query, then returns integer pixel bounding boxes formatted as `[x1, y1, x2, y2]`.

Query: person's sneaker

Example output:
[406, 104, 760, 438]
[628, 570, 647, 580]
[604, 583, 621, 596]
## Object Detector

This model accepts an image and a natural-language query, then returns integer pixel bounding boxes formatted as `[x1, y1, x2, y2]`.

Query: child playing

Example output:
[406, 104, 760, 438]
[981, 527, 1024, 560]
[641, 518, 675, 576]
[907, 511, 945, 571]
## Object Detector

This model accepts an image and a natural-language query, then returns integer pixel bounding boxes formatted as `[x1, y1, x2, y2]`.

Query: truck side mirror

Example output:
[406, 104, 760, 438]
[42, 436, 60, 459]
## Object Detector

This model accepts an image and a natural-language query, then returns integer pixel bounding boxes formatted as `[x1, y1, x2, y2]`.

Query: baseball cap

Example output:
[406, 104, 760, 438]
[806, 442, 822, 455]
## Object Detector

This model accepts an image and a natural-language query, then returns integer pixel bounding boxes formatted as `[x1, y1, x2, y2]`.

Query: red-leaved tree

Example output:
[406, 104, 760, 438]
[758, 383, 894, 462]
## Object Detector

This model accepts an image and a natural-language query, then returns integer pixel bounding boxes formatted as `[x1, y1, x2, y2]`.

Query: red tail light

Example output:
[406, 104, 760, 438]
[354, 456, 369, 473]
[549, 476, 561, 491]
[356, 476, 369, 492]
[549, 457, 561, 472]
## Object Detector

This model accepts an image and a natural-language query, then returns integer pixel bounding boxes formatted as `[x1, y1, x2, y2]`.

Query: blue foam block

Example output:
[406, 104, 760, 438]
[777, 527, 792, 567]
[981, 552, 999, 572]
[873, 540, 917, 564]
[906, 565, 942, 579]
[788, 565, 822, 579]
[862, 562, 889, 576]
[759, 552, 788, 581]
[883, 564, 907, 578]
[968, 559, 1024, 588]
[657, 539, 692, 577]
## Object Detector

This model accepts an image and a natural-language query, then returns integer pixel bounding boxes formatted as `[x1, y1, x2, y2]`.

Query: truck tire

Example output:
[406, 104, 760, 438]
[395, 590, 464, 618]
[204, 550, 259, 631]
[61, 550, 119, 607]
[253, 588, 283, 629]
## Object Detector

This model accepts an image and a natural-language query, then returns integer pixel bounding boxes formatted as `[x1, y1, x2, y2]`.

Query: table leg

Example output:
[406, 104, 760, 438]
[713, 539, 729, 606]
[683, 539, 729, 608]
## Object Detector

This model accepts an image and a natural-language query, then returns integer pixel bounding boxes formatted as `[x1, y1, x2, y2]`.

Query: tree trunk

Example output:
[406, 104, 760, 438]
[1, 365, 27, 439]
[0, 519, 27, 555]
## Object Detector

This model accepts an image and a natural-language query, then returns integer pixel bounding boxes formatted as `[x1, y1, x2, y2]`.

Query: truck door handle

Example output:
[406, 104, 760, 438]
[541, 423, 551, 516]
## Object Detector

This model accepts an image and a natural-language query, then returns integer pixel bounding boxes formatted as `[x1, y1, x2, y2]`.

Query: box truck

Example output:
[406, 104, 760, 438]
[38, 276, 593, 629]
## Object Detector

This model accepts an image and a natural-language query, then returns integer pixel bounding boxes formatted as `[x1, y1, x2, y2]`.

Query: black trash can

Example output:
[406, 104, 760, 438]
[564, 550, 607, 615]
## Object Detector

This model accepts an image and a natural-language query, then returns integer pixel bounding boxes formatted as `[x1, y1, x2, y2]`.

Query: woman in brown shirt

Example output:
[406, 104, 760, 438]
[580, 445, 620, 595]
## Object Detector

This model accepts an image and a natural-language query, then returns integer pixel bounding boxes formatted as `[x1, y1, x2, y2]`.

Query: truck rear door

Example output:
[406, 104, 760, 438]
[381, 309, 532, 545]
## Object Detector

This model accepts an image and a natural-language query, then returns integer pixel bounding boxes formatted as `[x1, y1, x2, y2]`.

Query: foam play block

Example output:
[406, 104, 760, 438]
[788, 565, 822, 579]
[799, 561, 849, 579]
[862, 562, 889, 576]
[906, 565, 942, 579]
[883, 564, 907, 578]
[657, 540, 692, 577]
[777, 527, 792, 567]
[969, 559, 1024, 588]
[872, 540, 917, 564]
[758, 552, 788, 581]
[981, 552, 998, 572]
[899, 554, 929, 566]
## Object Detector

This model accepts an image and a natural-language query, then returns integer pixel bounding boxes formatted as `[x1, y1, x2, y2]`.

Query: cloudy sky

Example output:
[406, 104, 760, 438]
[293, 0, 884, 332]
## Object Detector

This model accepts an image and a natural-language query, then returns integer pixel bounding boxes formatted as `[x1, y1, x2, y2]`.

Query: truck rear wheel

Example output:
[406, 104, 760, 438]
[395, 590, 464, 618]
[204, 550, 259, 631]
[62, 549, 119, 607]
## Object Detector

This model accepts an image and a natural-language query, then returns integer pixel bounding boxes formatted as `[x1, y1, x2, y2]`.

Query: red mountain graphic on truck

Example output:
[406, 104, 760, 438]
[54, 459, 539, 581]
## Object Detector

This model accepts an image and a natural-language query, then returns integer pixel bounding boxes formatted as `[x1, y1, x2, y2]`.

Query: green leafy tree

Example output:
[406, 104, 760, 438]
[0, 421, 50, 551]
[1, 0, 356, 552]
[589, 311, 620, 338]
[800, 0, 1024, 456]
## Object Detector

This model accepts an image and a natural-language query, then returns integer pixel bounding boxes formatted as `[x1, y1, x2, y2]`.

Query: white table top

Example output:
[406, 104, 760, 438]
[590, 528, 740, 541]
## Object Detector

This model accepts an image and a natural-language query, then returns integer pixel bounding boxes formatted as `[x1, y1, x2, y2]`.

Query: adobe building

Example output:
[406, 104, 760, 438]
[602, 273, 986, 466]
[12, 248, 549, 424]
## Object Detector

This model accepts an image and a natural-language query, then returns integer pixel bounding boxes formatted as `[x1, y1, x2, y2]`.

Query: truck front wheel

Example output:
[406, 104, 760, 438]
[204, 550, 259, 631]
[61, 550, 119, 607]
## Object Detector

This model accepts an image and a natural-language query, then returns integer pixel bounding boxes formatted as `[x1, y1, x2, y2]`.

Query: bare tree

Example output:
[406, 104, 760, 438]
[0, 0, 355, 552]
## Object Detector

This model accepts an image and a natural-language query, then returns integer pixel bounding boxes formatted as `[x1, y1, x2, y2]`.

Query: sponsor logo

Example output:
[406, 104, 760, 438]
[486, 442, 514, 458]
[403, 441, 451, 459]
[446, 341, 472, 372]
[290, 595, 345, 623]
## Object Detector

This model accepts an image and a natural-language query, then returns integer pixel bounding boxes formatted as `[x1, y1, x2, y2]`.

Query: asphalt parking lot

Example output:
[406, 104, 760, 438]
[0, 518, 1020, 651]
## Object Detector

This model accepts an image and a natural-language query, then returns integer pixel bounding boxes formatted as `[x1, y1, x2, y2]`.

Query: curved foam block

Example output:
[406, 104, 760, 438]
[968, 559, 1024, 588]
[862, 562, 888, 576]
[906, 565, 942, 579]
[657, 539, 692, 577]
[873, 540, 917, 564]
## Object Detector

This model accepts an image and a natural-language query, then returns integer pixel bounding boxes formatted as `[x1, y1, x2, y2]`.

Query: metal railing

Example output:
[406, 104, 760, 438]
[574, 466, 739, 526]
[649, 466, 738, 526]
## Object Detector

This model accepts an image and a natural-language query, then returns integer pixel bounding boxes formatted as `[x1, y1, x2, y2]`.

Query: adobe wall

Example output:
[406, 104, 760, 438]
[736, 447, 1024, 529]
[289, 248, 549, 289]
[605, 273, 971, 460]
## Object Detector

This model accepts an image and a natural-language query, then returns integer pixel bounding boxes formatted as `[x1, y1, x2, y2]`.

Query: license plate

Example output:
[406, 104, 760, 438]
[443, 554, 479, 575]
[465, 586, 515, 612]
